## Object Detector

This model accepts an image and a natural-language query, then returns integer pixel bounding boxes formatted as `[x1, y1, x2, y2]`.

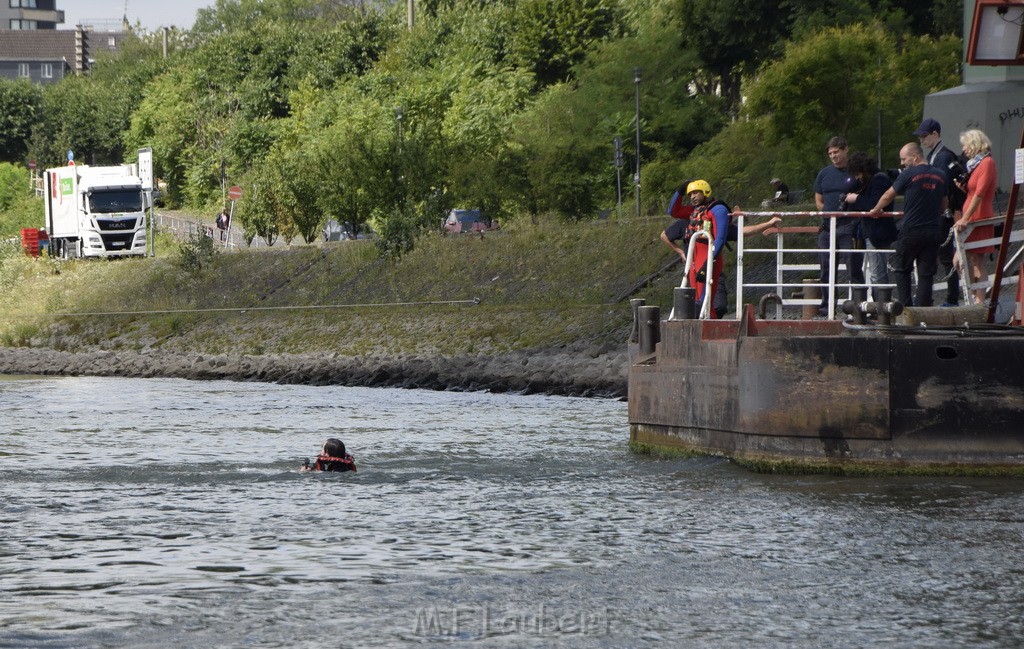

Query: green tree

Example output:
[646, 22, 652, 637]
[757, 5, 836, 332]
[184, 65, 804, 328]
[509, 8, 724, 218]
[89, 31, 172, 119]
[124, 66, 202, 206]
[0, 162, 41, 237]
[679, 0, 794, 117]
[788, 0, 964, 38]
[682, 24, 961, 206]
[506, 0, 623, 89]
[235, 171, 281, 246]
[0, 162, 29, 211]
[29, 76, 126, 168]
[745, 24, 960, 167]
[0, 80, 42, 164]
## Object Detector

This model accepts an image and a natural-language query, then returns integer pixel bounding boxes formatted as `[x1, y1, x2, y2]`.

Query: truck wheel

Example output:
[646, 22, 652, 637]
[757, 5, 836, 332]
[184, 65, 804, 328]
[60, 239, 79, 260]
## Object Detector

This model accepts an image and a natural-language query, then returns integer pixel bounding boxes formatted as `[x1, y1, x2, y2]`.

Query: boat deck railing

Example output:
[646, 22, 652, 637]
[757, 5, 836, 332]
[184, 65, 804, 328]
[952, 215, 1024, 304]
[732, 210, 1024, 321]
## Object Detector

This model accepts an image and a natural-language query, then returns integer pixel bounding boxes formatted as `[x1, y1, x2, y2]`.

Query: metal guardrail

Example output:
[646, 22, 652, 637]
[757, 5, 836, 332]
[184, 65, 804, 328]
[732, 210, 1022, 320]
[152, 211, 286, 251]
[953, 215, 1024, 305]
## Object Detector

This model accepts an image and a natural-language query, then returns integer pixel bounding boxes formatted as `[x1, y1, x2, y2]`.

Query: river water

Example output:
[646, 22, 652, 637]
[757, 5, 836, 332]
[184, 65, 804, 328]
[1, 375, 1023, 648]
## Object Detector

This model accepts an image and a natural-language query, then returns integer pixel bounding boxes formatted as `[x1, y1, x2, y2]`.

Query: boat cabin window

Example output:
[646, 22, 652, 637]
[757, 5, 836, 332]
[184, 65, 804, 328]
[88, 189, 143, 214]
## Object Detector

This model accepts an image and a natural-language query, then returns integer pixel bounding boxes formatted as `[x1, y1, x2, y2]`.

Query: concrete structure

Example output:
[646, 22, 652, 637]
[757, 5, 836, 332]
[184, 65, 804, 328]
[0, 25, 127, 84]
[0, 0, 63, 31]
[923, 0, 1024, 192]
[628, 302, 1024, 475]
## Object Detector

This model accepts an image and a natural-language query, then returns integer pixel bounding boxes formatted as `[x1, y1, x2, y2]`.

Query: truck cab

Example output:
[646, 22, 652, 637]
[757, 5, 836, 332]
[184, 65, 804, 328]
[44, 165, 148, 259]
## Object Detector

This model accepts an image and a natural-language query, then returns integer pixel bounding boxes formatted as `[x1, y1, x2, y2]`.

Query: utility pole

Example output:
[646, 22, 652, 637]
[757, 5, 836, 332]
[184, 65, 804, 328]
[407, 0, 414, 30]
[396, 106, 404, 154]
[613, 137, 624, 220]
[634, 67, 643, 218]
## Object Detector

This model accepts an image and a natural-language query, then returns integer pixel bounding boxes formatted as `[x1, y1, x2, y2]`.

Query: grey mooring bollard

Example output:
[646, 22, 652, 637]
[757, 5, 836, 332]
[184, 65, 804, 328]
[802, 278, 821, 320]
[630, 298, 646, 343]
[638, 305, 661, 355]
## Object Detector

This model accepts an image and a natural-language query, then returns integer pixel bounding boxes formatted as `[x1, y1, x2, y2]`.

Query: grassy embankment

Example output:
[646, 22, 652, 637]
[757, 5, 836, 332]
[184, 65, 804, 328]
[0, 218, 680, 359]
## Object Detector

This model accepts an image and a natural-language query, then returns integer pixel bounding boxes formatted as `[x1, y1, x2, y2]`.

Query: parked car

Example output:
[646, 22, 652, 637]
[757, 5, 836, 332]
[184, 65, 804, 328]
[443, 209, 498, 233]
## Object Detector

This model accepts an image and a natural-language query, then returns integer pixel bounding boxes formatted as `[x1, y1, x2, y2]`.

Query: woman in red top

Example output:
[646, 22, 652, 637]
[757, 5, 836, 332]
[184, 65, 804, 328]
[954, 128, 997, 305]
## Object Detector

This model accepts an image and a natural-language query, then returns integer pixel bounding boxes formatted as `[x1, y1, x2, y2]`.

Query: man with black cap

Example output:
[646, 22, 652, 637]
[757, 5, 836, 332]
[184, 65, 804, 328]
[913, 117, 965, 305]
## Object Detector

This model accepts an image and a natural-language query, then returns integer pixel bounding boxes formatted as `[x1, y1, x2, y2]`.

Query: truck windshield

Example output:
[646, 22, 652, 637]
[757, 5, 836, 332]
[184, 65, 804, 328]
[88, 190, 143, 214]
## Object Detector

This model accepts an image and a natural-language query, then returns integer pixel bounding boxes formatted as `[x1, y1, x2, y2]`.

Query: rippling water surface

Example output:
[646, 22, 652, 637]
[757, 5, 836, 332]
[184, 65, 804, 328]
[2, 375, 1023, 648]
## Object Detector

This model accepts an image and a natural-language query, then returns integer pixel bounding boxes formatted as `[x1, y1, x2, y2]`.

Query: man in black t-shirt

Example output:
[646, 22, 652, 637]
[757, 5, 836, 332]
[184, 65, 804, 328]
[869, 142, 948, 307]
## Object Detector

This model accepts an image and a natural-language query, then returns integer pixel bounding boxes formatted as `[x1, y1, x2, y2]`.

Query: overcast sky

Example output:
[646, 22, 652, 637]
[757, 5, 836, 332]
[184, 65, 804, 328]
[61, 1, 215, 31]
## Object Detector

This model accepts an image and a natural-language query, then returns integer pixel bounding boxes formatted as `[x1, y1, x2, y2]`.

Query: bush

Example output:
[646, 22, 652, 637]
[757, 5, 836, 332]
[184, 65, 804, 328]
[0, 193, 42, 239]
[177, 227, 217, 272]
[0, 162, 40, 238]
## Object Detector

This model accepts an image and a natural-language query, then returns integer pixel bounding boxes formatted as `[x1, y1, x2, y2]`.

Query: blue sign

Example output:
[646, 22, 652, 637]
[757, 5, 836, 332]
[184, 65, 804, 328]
[67, 150, 74, 161]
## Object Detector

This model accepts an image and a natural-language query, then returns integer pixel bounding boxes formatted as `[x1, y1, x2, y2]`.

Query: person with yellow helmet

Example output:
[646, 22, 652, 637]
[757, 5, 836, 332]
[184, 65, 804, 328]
[659, 179, 731, 318]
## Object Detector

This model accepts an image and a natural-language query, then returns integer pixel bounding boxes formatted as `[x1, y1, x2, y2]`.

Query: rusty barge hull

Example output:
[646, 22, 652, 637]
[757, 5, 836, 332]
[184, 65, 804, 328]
[628, 308, 1024, 474]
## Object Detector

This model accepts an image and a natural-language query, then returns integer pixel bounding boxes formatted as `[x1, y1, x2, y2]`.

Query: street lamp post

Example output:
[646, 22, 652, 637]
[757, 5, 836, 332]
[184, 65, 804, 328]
[633, 67, 642, 218]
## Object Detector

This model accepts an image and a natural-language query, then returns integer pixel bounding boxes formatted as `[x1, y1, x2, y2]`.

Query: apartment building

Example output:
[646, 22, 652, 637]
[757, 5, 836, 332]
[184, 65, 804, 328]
[0, 0, 64, 31]
[0, 2, 126, 84]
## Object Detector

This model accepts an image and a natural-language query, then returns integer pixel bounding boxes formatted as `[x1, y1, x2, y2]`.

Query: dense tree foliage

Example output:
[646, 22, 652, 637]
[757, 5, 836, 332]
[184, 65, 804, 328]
[0, 80, 41, 164]
[1, 0, 969, 252]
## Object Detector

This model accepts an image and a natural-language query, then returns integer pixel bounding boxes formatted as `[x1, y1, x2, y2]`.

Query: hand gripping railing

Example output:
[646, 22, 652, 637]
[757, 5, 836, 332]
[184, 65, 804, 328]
[669, 229, 715, 320]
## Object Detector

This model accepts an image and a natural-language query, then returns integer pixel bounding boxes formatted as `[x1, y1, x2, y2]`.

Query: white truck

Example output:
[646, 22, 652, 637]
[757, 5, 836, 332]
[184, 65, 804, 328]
[43, 164, 148, 258]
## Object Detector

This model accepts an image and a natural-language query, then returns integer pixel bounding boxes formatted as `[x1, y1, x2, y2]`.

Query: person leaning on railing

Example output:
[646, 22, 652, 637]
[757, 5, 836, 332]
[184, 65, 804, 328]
[869, 142, 947, 308]
[845, 151, 897, 302]
[813, 136, 864, 317]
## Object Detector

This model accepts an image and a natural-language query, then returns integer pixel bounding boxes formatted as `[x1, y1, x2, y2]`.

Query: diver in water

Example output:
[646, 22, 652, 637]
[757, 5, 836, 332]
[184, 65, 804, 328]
[302, 437, 357, 472]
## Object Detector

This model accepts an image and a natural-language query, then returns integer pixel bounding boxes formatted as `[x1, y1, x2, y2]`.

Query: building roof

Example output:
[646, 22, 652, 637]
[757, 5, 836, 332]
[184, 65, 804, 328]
[0, 29, 75, 62]
[0, 28, 126, 69]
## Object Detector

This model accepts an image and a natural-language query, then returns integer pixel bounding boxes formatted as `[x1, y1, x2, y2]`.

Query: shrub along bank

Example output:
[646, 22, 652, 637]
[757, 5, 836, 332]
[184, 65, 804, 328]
[0, 219, 681, 396]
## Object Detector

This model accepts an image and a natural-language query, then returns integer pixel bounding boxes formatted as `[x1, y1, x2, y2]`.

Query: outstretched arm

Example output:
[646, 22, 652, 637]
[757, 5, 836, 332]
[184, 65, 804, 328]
[743, 217, 782, 235]
[660, 230, 686, 263]
[869, 187, 898, 216]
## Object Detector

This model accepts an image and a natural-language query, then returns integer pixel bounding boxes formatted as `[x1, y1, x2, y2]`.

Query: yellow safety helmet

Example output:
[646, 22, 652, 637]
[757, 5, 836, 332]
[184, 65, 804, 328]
[686, 179, 712, 197]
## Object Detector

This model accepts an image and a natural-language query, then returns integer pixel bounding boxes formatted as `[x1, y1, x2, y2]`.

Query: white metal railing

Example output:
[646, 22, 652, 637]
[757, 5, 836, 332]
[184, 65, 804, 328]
[734, 210, 1023, 320]
[951, 215, 1024, 306]
[152, 211, 249, 251]
[735, 211, 899, 320]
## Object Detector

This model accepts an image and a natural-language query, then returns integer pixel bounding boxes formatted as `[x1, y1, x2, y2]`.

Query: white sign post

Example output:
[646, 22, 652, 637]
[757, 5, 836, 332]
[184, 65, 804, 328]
[226, 185, 242, 249]
[138, 148, 155, 257]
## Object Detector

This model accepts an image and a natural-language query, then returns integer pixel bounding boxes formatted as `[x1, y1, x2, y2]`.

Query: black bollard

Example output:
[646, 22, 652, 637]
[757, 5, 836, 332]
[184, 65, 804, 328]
[671, 287, 697, 320]
[851, 287, 868, 324]
[630, 298, 646, 343]
[876, 287, 897, 325]
[638, 305, 661, 356]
